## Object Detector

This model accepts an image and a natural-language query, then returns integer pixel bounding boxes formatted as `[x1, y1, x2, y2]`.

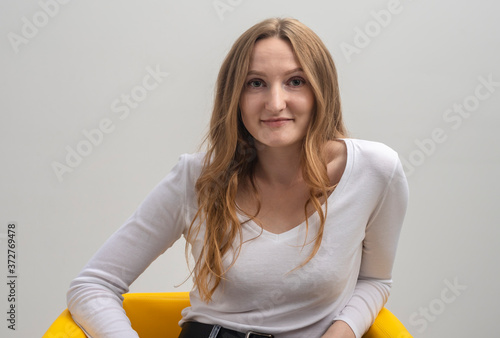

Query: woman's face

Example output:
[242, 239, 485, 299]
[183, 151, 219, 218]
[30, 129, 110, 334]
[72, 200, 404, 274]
[239, 37, 315, 151]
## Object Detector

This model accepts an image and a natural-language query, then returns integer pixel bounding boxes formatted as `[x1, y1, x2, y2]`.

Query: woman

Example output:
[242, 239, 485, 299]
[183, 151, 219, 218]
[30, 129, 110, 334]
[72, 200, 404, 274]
[67, 18, 409, 338]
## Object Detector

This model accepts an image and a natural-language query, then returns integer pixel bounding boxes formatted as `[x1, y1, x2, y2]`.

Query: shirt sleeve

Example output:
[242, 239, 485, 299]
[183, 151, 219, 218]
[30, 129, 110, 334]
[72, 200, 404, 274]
[66, 154, 193, 337]
[333, 153, 409, 338]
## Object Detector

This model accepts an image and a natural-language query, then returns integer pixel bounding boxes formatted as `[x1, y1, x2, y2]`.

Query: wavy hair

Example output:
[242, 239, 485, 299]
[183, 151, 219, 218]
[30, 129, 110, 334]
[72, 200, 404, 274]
[187, 17, 347, 302]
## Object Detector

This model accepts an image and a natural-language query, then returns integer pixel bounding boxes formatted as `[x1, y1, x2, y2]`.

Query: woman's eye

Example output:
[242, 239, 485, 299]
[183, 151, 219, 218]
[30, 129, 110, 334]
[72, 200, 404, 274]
[247, 80, 264, 88]
[288, 77, 306, 87]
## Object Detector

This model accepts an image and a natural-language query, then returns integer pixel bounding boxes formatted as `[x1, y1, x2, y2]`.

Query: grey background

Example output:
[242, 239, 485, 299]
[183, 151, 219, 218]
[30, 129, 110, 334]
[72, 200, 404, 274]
[1, 0, 499, 337]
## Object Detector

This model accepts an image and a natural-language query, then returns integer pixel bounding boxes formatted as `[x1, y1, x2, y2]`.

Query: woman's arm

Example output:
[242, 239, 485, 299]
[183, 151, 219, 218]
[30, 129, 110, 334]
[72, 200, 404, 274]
[67, 154, 193, 337]
[322, 320, 356, 338]
[332, 152, 409, 338]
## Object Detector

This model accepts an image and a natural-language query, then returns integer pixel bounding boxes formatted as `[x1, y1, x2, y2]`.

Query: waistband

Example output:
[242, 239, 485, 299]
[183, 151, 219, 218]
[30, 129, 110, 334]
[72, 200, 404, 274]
[179, 321, 274, 338]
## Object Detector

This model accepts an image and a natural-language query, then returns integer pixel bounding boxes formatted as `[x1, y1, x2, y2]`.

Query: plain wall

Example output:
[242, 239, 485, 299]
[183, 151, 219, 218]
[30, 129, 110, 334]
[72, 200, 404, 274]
[1, 0, 499, 337]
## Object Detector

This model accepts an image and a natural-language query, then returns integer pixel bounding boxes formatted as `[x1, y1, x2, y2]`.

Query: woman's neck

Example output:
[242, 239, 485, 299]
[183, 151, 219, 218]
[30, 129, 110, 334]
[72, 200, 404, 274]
[253, 143, 304, 188]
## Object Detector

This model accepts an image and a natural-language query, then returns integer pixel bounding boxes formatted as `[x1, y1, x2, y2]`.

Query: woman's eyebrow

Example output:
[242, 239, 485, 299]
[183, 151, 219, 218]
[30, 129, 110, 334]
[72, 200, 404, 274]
[246, 67, 304, 76]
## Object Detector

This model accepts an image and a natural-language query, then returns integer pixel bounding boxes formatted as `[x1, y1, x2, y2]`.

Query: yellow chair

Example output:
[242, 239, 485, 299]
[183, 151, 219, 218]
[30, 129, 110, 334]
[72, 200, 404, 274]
[42, 292, 412, 337]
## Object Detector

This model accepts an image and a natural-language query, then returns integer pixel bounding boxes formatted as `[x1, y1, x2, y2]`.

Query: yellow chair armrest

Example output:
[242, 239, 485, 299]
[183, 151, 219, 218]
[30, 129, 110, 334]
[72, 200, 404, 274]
[123, 292, 188, 337]
[363, 307, 412, 338]
[42, 308, 87, 338]
[42, 292, 189, 338]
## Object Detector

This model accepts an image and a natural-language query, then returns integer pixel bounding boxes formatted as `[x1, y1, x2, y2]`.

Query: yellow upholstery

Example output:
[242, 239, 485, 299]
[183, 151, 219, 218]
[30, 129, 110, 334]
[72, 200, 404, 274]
[43, 292, 412, 337]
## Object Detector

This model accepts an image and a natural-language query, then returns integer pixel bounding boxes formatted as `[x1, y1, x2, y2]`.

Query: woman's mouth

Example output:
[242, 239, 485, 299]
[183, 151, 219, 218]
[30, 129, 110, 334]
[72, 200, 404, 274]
[261, 118, 293, 127]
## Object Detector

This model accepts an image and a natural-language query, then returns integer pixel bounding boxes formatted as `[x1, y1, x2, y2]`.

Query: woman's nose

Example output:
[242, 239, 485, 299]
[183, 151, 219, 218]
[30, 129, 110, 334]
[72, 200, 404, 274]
[265, 85, 286, 113]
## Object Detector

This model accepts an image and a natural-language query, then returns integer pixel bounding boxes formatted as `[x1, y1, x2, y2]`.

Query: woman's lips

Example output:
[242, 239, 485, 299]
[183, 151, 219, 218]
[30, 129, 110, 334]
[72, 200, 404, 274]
[261, 118, 293, 127]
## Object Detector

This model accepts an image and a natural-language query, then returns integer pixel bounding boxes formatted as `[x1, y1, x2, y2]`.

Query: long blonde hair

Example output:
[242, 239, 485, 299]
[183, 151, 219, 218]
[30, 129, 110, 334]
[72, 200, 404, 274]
[187, 17, 347, 302]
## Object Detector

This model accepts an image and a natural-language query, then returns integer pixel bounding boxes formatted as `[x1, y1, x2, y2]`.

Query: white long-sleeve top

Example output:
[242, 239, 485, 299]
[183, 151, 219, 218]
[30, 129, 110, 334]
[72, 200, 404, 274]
[67, 138, 409, 338]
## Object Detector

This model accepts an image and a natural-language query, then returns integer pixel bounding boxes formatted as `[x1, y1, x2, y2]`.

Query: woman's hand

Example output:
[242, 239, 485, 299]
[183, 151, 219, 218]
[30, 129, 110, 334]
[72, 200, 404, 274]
[321, 320, 356, 338]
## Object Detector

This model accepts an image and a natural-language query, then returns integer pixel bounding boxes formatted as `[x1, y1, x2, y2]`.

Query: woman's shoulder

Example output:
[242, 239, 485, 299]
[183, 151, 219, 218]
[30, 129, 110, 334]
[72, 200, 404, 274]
[156, 152, 207, 187]
[178, 152, 207, 165]
[175, 152, 207, 177]
[345, 138, 402, 176]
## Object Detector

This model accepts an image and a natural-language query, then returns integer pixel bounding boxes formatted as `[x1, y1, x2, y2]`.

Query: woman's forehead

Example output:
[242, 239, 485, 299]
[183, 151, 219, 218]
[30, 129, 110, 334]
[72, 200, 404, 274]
[248, 38, 301, 73]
